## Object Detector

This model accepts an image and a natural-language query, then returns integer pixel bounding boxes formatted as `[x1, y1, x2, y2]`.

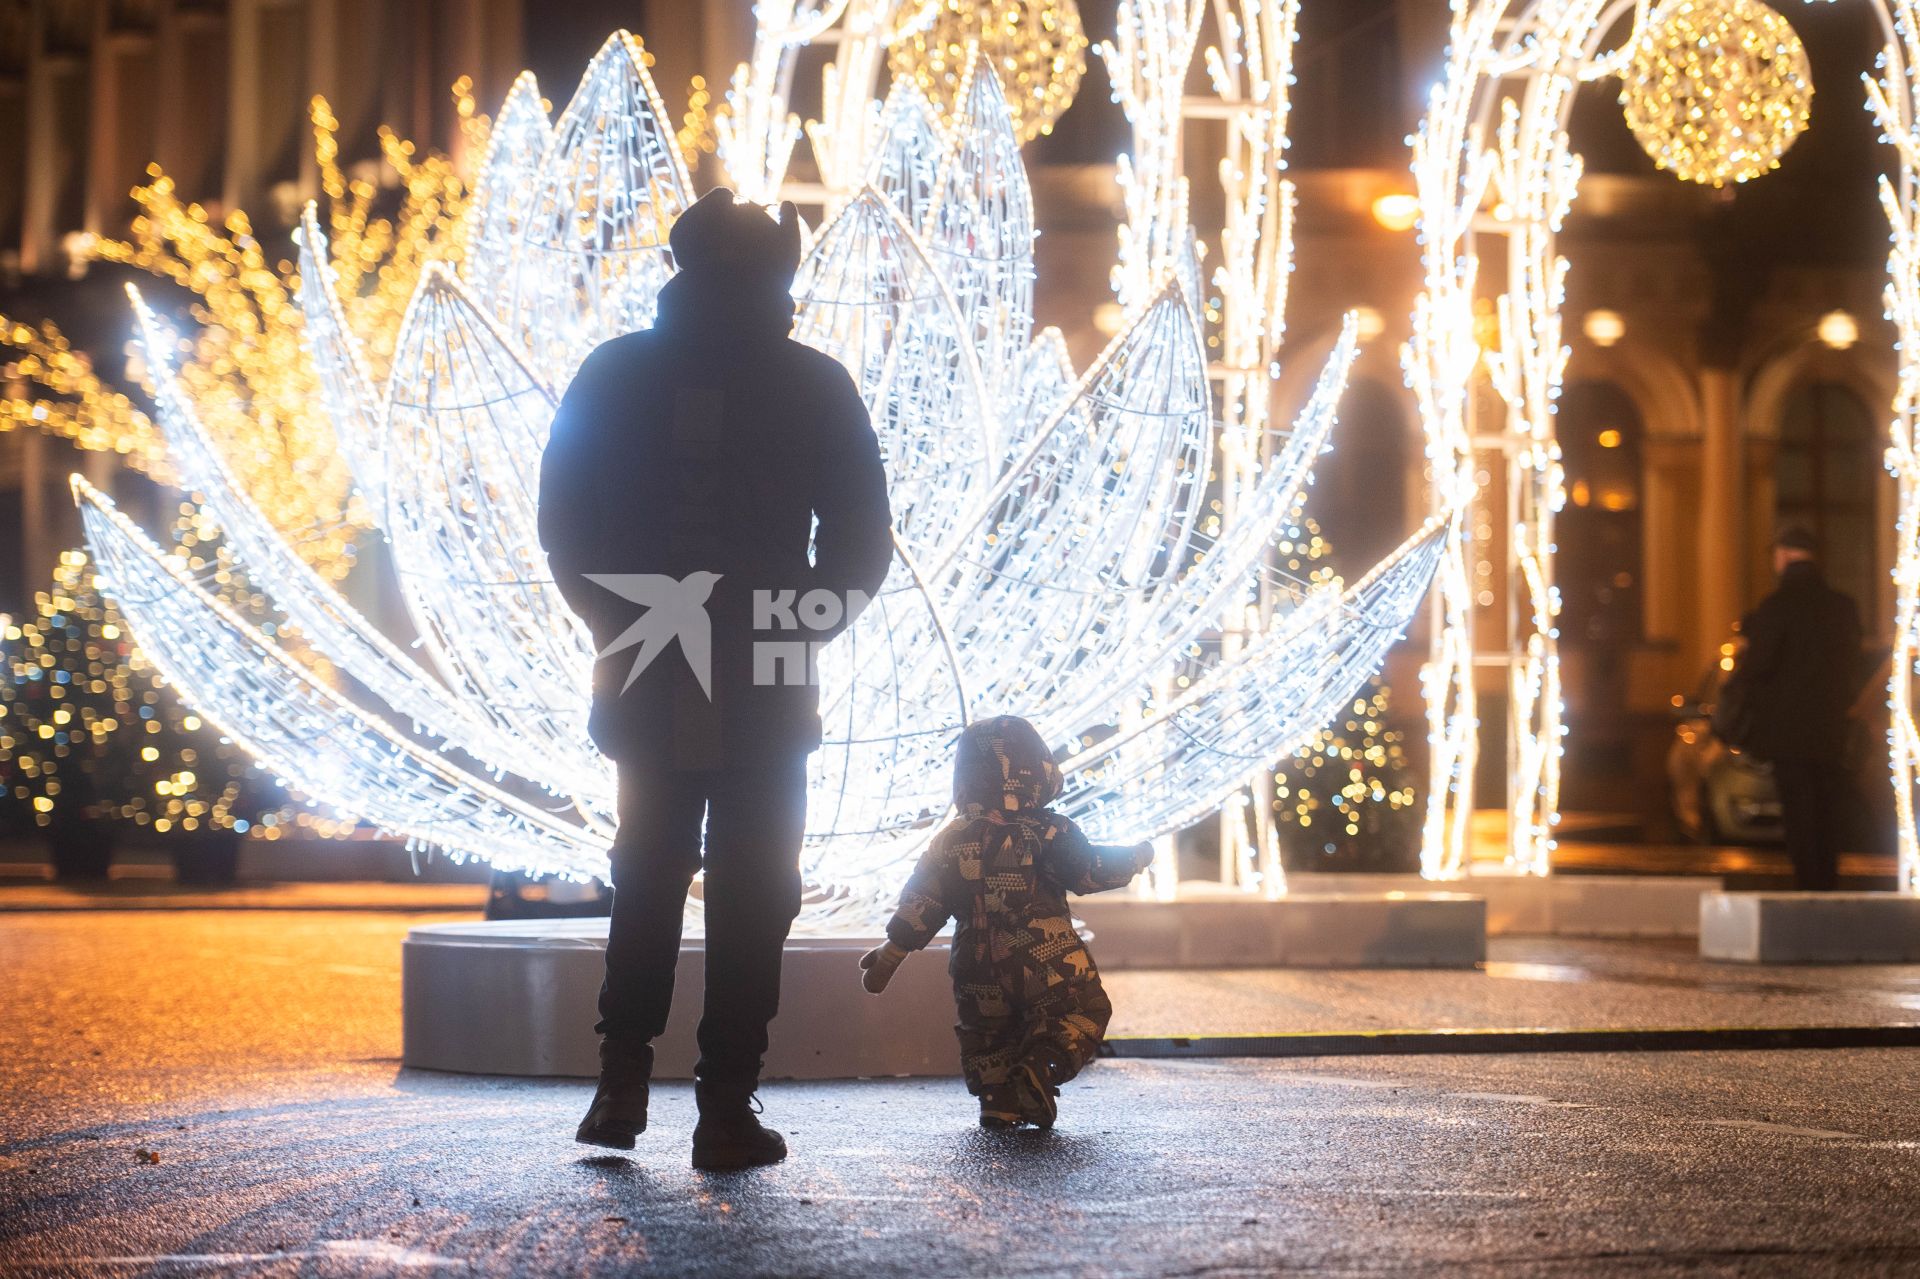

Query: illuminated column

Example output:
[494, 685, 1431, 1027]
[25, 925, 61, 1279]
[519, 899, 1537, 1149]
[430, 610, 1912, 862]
[20, 7, 89, 274]
[84, 4, 157, 239]
[1696, 365, 1743, 664]
[152, 1, 227, 208]
[1639, 433, 1695, 647]
[224, 0, 306, 218]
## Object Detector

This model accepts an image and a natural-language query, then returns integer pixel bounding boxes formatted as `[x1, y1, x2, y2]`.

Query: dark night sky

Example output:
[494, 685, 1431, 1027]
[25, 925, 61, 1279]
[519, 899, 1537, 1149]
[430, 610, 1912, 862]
[1567, 0, 1891, 268]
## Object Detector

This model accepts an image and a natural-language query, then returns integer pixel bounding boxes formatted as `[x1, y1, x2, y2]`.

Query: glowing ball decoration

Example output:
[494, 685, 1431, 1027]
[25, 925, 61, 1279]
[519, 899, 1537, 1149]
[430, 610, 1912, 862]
[1619, 0, 1813, 187]
[888, 0, 1088, 140]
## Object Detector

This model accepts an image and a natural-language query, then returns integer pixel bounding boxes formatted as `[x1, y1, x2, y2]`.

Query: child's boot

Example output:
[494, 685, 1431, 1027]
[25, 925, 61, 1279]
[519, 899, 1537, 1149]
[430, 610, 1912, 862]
[978, 1085, 1021, 1130]
[1011, 1045, 1067, 1130]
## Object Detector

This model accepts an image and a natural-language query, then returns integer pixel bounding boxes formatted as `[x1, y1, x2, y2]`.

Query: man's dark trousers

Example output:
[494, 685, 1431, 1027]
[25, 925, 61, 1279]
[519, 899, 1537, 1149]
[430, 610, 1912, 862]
[596, 760, 809, 1085]
[1770, 756, 1848, 891]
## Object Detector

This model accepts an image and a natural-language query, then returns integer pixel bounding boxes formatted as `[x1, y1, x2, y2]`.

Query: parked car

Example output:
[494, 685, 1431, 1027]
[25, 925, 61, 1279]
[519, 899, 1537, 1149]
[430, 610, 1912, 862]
[1666, 647, 1784, 844]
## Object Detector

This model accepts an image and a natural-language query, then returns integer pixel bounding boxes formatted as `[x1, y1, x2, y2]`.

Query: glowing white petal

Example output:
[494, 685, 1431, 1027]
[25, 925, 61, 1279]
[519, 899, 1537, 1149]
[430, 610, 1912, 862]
[1060, 519, 1448, 840]
[294, 208, 384, 513]
[923, 58, 1035, 386]
[509, 31, 692, 384]
[1047, 319, 1361, 733]
[464, 72, 555, 325]
[867, 78, 944, 233]
[933, 280, 1212, 713]
[384, 263, 606, 788]
[76, 479, 606, 877]
[1002, 326, 1075, 468]
[125, 286, 593, 803]
[793, 188, 994, 554]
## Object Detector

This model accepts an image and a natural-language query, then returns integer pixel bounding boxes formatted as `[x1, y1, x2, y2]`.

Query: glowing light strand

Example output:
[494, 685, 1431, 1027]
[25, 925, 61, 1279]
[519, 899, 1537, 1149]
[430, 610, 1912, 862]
[81, 30, 1441, 926]
[1408, 2, 1646, 879]
[1408, 0, 1920, 894]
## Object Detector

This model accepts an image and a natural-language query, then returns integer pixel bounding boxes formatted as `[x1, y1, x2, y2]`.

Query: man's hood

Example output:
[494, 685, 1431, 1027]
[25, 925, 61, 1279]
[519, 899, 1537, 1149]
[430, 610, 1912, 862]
[952, 716, 1063, 813]
[652, 189, 802, 342]
[668, 188, 802, 287]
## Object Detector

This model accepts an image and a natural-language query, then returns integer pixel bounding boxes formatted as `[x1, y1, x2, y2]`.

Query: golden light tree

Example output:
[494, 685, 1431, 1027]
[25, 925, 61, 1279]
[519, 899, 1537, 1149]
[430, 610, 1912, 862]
[0, 89, 482, 845]
[0, 89, 477, 582]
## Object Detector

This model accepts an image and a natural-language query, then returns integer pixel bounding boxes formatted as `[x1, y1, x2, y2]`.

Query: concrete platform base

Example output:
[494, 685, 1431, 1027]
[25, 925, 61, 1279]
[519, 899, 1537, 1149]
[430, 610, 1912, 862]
[1287, 872, 1720, 937]
[402, 920, 960, 1079]
[1072, 884, 1486, 969]
[1700, 891, 1920, 963]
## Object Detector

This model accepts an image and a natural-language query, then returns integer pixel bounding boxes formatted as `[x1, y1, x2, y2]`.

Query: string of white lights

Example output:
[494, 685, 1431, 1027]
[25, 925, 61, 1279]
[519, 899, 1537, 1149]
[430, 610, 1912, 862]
[506, 33, 691, 388]
[83, 29, 1442, 925]
[1408, 0, 1920, 896]
[922, 57, 1037, 396]
[791, 187, 995, 555]
[1060, 519, 1450, 842]
[1858, 2, 1920, 894]
[866, 79, 946, 235]
[292, 209, 388, 519]
[460, 72, 557, 330]
[1407, 1, 1644, 879]
[124, 284, 602, 810]
[75, 478, 609, 877]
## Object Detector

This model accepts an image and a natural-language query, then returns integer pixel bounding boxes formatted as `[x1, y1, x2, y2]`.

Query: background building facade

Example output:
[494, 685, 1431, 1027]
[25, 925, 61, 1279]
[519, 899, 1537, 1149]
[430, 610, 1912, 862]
[0, 0, 1898, 840]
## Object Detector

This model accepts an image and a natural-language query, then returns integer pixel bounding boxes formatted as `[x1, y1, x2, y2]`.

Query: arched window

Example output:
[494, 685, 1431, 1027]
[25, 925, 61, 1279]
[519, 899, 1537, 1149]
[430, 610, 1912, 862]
[1774, 381, 1878, 607]
[1558, 380, 1643, 645]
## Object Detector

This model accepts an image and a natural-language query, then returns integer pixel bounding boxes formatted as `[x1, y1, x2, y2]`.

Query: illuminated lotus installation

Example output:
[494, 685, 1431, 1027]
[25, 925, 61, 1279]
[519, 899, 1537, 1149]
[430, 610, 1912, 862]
[73, 31, 1444, 930]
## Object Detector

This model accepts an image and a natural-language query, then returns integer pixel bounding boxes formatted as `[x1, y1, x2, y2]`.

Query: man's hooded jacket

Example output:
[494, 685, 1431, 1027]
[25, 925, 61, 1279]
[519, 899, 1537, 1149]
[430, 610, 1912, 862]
[1721, 560, 1864, 762]
[538, 190, 894, 769]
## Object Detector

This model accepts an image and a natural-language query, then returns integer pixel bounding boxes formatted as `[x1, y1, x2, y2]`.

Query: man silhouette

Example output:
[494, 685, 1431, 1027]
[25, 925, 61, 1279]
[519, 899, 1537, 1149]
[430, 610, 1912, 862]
[1720, 526, 1863, 891]
[539, 189, 892, 1169]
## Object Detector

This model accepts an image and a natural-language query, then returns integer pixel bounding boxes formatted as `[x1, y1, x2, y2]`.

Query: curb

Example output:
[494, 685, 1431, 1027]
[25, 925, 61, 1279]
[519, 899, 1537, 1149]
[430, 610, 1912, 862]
[1103, 1025, 1920, 1058]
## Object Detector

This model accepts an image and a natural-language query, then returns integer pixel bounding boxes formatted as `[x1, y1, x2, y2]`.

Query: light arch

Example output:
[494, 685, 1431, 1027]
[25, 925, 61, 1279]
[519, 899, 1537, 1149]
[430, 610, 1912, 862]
[1406, 0, 1920, 889]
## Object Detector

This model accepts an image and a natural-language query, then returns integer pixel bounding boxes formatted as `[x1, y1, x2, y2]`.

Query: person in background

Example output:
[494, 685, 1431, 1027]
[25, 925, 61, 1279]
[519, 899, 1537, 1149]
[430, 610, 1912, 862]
[1720, 526, 1863, 891]
[860, 716, 1153, 1129]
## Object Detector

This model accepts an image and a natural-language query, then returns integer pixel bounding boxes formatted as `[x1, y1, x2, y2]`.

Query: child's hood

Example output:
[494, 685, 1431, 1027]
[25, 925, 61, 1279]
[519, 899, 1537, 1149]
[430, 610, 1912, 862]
[953, 716, 1063, 813]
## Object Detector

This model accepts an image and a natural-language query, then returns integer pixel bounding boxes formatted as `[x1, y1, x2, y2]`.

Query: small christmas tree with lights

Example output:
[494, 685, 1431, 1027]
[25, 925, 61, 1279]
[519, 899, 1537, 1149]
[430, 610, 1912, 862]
[0, 549, 283, 879]
[1269, 506, 1422, 872]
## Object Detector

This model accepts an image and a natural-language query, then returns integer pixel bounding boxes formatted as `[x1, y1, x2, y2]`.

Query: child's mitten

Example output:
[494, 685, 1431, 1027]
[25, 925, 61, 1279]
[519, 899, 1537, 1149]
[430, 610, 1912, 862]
[1131, 841, 1157, 872]
[859, 941, 909, 994]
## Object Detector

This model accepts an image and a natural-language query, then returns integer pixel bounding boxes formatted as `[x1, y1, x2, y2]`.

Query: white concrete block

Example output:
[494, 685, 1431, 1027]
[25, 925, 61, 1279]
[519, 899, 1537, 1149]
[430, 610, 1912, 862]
[403, 920, 960, 1079]
[1072, 887, 1485, 969]
[1700, 892, 1920, 963]
[1287, 872, 1719, 937]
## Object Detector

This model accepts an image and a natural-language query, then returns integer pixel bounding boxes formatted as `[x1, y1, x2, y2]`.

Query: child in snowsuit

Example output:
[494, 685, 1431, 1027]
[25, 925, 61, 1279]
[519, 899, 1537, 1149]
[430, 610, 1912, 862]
[860, 716, 1154, 1129]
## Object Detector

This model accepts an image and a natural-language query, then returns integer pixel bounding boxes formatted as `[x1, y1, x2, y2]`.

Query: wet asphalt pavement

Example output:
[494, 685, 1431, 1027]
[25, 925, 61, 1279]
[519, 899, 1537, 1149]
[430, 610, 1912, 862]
[4, 909, 1920, 1276]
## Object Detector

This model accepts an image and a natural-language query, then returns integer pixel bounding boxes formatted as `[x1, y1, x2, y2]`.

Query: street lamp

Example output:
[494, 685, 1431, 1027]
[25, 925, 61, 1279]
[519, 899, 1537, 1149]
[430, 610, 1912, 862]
[1817, 309, 1859, 350]
[1583, 309, 1625, 347]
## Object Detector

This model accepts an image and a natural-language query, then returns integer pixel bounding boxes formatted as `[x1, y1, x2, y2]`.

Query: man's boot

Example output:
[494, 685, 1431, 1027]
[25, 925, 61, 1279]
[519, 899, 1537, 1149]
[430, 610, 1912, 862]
[575, 1040, 653, 1149]
[690, 1079, 787, 1171]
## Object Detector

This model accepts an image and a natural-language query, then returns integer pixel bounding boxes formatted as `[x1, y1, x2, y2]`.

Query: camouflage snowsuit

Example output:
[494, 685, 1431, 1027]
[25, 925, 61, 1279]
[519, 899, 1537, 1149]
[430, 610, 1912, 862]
[884, 717, 1145, 1094]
